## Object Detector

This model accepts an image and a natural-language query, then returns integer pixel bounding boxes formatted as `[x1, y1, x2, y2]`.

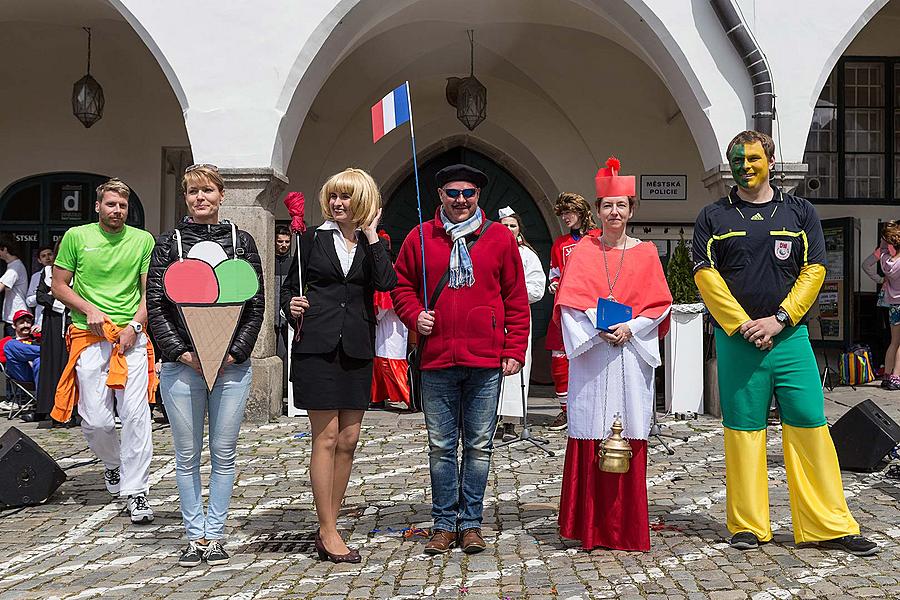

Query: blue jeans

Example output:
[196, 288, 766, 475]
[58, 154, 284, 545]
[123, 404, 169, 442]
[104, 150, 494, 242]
[422, 367, 501, 532]
[160, 360, 252, 541]
[3, 340, 40, 389]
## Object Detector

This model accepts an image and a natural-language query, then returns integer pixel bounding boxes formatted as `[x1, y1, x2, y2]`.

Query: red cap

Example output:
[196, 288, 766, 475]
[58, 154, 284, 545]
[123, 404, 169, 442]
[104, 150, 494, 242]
[595, 156, 636, 198]
[12, 309, 33, 324]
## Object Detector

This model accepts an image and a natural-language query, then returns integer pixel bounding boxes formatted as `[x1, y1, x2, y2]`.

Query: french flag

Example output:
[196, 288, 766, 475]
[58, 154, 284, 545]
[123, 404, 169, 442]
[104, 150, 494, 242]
[371, 83, 411, 143]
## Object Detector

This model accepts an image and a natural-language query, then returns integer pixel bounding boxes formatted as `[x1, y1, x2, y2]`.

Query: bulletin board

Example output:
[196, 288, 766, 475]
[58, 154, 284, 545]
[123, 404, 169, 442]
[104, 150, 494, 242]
[809, 217, 858, 347]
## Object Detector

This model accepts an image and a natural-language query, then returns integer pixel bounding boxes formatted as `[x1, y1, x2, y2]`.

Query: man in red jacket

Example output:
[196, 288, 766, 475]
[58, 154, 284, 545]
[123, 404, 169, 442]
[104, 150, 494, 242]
[392, 164, 529, 556]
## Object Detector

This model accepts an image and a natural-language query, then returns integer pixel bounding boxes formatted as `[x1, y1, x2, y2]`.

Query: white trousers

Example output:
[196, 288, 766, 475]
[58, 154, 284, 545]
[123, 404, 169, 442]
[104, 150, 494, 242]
[75, 333, 153, 497]
[498, 319, 533, 419]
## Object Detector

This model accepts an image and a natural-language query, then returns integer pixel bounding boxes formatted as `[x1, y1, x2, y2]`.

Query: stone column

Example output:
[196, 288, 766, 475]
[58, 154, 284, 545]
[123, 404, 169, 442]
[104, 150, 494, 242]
[702, 162, 808, 198]
[218, 168, 287, 422]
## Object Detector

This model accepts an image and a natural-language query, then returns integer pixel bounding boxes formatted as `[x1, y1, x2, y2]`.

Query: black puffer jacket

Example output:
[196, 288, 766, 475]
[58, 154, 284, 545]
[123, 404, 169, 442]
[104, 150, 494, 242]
[147, 221, 264, 364]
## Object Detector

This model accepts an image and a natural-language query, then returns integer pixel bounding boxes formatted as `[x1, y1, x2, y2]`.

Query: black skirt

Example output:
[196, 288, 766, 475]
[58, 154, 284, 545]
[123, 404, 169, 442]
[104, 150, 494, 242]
[36, 310, 68, 415]
[291, 342, 372, 411]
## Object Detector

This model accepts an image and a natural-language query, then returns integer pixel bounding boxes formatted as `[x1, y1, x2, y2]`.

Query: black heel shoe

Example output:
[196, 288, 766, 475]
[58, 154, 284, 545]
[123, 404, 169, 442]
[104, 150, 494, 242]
[314, 529, 361, 563]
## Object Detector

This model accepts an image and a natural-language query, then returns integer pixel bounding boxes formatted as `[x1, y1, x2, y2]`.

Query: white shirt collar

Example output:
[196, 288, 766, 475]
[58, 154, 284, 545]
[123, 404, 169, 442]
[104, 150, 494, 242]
[317, 220, 360, 234]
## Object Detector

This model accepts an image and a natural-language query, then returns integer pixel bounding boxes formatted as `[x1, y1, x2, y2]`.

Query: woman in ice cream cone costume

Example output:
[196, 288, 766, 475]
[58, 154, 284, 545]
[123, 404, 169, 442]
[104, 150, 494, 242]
[147, 164, 264, 568]
[555, 158, 672, 551]
[692, 130, 878, 556]
[280, 168, 397, 563]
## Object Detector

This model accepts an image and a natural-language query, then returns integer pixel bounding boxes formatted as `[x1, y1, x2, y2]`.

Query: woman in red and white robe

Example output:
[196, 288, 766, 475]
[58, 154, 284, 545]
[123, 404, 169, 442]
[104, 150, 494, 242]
[555, 158, 672, 552]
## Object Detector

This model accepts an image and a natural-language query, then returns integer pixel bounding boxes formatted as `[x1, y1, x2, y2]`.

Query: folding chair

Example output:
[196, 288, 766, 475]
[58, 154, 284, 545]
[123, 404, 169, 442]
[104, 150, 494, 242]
[0, 361, 36, 420]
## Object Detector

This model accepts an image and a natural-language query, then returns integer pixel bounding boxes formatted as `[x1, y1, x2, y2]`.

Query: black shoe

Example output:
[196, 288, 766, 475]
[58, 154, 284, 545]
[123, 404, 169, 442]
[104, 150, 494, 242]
[730, 531, 760, 550]
[19, 412, 45, 423]
[502, 422, 517, 442]
[202, 540, 230, 565]
[178, 541, 204, 567]
[819, 535, 879, 556]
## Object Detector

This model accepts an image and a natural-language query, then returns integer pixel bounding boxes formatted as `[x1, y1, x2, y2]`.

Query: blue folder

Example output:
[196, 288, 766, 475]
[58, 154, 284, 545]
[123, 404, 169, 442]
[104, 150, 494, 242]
[595, 297, 633, 332]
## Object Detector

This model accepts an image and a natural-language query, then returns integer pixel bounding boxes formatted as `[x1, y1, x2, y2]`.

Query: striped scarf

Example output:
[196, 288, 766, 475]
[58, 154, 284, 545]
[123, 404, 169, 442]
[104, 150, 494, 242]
[440, 208, 483, 288]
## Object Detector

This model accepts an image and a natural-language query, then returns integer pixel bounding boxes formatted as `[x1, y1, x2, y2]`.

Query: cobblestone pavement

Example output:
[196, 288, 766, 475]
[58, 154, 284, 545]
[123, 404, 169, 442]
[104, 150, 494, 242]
[0, 386, 897, 600]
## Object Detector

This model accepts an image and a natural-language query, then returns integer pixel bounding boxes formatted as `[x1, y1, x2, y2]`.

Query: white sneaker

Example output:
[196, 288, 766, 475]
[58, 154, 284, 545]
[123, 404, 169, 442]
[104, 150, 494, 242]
[128, 494, 154, 524]
[0, 400, 15, 412]
[104, 467, 120, 495]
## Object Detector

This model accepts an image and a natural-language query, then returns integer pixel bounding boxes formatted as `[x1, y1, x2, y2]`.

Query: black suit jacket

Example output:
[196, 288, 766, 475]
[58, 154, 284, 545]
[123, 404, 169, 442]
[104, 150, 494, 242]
[280, 227, 397, 360]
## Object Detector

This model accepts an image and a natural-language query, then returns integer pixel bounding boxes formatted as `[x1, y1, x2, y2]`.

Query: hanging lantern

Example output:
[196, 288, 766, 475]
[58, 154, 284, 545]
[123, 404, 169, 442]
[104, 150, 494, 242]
[445, 30, 487, 131]
[72, 27, 105, 128]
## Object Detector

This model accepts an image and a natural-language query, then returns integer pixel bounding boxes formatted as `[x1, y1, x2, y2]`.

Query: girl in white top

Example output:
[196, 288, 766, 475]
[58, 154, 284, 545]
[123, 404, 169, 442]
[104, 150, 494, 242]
[496, 207, 546, 440]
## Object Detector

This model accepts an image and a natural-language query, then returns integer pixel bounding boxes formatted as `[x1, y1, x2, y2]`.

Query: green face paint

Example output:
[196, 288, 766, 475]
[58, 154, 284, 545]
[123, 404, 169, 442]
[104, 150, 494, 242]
[728, 141, 770, 190]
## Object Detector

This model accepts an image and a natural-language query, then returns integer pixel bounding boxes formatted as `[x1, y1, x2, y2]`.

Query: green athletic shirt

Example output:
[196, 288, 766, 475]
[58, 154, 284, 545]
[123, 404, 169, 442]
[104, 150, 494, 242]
[55, 223, 155, 330]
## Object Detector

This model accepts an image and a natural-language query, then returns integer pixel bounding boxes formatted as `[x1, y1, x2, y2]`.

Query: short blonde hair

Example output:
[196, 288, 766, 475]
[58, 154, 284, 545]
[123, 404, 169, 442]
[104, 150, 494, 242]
[319, 168, 381, 228]
[182, 165, 225, 194]
[95, 178, 131, 202]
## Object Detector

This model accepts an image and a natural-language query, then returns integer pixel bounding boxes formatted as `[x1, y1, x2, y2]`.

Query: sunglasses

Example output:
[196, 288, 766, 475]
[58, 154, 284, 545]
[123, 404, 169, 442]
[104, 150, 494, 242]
[443, 188, 478, 199]
[185, 163, 219, 173]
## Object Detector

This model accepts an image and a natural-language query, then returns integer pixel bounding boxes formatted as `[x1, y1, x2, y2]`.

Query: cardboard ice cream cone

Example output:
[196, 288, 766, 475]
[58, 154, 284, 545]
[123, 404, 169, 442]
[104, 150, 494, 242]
[179, 304, 244, 391]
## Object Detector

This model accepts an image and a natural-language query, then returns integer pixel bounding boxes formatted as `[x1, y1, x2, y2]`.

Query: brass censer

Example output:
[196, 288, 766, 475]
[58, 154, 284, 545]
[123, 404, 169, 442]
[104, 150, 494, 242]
[598, 415, 632, 473]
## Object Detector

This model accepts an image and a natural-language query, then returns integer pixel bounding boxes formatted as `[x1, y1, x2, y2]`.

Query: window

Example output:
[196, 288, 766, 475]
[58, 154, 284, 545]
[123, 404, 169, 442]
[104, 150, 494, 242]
[800, 58, 898, 204]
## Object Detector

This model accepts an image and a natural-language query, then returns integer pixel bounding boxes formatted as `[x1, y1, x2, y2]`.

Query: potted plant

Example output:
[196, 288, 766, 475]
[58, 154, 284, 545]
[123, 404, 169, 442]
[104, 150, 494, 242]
[663, 237, 706, 415]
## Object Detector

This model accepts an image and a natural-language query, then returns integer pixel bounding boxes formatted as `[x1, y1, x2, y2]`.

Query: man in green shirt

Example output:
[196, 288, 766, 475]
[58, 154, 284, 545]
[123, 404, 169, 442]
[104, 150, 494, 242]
[53, 178, 157, 524]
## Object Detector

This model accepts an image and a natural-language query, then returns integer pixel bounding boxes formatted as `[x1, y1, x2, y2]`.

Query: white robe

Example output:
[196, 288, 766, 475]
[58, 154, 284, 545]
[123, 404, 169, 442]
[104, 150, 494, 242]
[561, 306, 669, 440]
[499, 246, 546, 418]
[375, 307, 408, 360]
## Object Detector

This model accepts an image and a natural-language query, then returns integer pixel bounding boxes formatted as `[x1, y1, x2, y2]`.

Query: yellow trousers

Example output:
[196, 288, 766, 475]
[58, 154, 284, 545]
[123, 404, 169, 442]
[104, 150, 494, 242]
[724, 425, 859, 543]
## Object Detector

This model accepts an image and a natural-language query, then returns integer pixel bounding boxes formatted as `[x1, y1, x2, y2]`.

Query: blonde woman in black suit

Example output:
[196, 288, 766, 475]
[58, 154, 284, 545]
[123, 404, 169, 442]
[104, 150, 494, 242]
[281, 168, 397, 563]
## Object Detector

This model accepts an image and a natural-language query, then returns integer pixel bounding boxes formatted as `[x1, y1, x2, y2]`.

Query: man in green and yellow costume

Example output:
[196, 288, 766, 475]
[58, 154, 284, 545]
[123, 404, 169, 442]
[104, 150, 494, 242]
[692, 130, 878, 556]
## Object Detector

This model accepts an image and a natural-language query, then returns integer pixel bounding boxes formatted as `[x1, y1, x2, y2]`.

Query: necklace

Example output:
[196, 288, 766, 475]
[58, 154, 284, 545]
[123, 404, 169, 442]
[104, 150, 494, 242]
[600, 236, 627, 301]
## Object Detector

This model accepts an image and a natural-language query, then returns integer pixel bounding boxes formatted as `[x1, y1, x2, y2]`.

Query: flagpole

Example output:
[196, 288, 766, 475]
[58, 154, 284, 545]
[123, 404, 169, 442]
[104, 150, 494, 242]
[405, 81, 429, 311]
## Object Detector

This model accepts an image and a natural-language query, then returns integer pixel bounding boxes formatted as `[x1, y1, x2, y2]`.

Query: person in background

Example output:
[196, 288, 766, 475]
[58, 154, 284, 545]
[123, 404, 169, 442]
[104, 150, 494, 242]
[874, 221, 900, 390]
[545, 194, 601, 432]
[27, 241, 69, 425]
[370, 231, 411, 411]
[496, 206, 546, 441]
[51, 178, 158, 526]
[282, 168, 396, 563]
[0, 310, 41, 396]
[274, 224, 293, 403]
[26, 245, 55, 331]
[392, 164, 529, 555]
[0, 234, 29, 337]
[148, 164, 263, 568]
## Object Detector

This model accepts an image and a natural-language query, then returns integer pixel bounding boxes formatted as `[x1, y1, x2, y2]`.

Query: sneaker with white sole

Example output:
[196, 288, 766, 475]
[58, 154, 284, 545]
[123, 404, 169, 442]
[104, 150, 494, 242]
[178, 540, 204, 567]
[127, 494, 154, 524]
[202, 540, 230, 565]
[104, 467, 120, 495]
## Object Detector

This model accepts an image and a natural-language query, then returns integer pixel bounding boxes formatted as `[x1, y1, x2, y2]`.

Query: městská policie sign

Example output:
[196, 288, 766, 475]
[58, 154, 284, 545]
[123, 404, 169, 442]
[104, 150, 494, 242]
[640, 175, 687, 201]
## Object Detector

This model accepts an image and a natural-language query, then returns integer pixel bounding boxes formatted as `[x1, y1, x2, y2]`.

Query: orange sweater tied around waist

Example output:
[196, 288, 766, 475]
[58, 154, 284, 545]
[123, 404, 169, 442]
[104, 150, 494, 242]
[51, 322, 158, 423]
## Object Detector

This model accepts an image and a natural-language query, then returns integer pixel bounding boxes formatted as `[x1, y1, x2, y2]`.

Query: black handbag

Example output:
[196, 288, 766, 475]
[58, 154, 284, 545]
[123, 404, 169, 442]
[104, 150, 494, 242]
[407, 221, 493, 412]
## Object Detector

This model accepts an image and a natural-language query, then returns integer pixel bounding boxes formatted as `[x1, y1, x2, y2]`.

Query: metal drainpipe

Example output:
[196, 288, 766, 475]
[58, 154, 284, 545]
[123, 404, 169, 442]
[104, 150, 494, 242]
[710, 0, 774, 136]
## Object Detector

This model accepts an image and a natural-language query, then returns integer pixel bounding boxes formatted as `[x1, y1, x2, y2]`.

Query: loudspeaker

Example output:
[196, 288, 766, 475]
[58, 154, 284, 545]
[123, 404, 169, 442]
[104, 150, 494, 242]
[0, 427, 66, 508]
[830, 399, 900, 472]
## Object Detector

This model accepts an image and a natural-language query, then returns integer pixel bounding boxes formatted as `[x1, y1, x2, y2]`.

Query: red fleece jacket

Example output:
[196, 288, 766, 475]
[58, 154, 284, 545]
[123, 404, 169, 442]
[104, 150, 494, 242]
[391, 211, 529, 370]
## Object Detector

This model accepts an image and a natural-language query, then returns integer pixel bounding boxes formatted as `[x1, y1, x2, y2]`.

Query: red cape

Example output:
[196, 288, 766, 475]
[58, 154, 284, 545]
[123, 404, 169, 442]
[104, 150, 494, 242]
[554, 239, 672, 338]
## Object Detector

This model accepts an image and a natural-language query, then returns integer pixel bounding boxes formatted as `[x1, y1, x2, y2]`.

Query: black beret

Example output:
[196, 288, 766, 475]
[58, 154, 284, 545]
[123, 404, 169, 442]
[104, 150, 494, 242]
[435, 164, 488, 189]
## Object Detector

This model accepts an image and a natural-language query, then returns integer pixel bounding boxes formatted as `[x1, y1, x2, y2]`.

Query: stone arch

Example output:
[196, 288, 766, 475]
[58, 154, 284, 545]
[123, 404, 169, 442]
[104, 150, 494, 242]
[808, 0, 892, 108]
[273, 0, 722, 174]
[105, 0, 189, 111]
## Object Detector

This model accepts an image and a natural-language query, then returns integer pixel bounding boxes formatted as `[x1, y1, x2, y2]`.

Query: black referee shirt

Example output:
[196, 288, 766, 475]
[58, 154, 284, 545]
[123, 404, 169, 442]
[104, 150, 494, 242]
[691, 185, 826, 324]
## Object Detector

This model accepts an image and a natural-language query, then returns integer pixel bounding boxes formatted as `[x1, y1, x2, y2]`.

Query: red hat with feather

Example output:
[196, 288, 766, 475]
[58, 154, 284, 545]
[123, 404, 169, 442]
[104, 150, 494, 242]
[595, 156, 635, 198]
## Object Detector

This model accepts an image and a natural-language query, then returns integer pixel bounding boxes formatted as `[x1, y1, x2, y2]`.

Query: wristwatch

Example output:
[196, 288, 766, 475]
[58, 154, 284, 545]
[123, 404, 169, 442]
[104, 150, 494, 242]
[129, 321, 143, 334]
[774, 308, 791, 327]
